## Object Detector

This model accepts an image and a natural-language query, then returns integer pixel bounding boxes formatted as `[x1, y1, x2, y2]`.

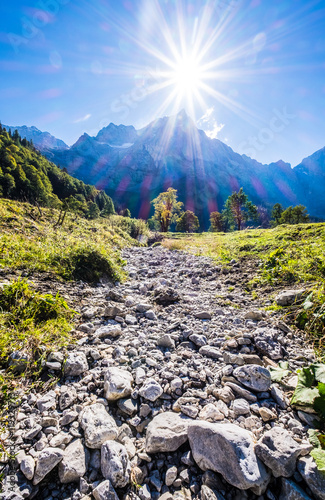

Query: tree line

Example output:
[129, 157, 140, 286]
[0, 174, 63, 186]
[0, 125, 115, 220]
[149, 187, 310, 233]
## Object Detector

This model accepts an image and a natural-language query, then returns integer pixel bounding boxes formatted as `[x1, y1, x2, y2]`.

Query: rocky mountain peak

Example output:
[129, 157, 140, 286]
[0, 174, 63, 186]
[3, 124, 69, 151]
[95, 123, 138, 146]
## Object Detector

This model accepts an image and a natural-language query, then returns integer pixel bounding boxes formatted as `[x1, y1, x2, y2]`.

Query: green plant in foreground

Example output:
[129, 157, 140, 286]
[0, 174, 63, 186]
[269, 361, 291, 382]
[308, 429, 325, 471]
[291, 364, 325, 415]
[290, 363, 325, 471]
[295, 288, 325, 339]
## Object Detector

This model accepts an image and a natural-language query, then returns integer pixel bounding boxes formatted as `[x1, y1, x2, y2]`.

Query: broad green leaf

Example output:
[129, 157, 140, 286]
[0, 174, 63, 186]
[310, 448, 325, 472]
[311, 364, 325, 384]
[291, 366, 318, 406]
[313, 383, 325, 419]
[291, 386, 319, 406]
[299, 366, 316, 387]
[308, 429, 322, 448]
[318, 382, 325, 397]
[270, 363, 290, 383]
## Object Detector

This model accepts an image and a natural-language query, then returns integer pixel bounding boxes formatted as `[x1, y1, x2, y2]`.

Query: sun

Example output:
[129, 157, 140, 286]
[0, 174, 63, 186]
[155, 51, 208, 114]
[170, 54, 203, 97]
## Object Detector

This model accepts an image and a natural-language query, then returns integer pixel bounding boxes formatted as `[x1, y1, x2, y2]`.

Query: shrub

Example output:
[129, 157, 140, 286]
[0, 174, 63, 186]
[108, 215, 149, 240]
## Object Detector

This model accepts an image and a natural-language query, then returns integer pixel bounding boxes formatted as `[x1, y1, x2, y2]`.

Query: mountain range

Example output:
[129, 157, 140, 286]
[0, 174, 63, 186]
[4, 111, 325, 228]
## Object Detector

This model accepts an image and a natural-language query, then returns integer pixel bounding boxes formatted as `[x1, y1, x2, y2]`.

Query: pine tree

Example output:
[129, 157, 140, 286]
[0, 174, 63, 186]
[271, 203, 284, 226]
[224, 188, 258, 230]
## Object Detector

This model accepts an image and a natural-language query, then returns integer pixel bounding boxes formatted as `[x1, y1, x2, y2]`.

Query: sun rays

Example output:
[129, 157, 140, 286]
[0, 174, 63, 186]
[124, 0, 266, 128]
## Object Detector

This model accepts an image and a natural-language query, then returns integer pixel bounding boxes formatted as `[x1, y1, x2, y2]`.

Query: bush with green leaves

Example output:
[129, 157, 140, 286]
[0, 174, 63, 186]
[290, 364, 325, 413]
[108, 215, 149, 240]
[176, 210, 200, 233]
[54, 247, 124, 283]
[269, 361, 325, 470]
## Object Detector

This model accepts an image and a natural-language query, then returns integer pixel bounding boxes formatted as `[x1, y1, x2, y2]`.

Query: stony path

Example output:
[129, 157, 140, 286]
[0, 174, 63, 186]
[1, 246, 323, 500]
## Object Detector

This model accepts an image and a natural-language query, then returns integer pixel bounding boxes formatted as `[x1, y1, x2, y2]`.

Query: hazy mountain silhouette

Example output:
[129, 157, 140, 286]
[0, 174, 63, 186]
[5, 111, 324, 228]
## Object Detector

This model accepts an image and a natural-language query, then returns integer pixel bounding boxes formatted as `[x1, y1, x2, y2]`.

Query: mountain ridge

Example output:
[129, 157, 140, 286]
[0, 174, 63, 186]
[2, 124, 69, 152]
[3, 111, 324, 227]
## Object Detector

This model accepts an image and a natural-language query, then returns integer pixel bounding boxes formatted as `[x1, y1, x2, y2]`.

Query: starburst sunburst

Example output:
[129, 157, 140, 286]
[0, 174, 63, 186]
[126, 0, 257, 122]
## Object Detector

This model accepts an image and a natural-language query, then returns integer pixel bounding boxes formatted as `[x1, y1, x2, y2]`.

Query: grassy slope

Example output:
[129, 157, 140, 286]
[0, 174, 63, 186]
[0, 198, 143, 282]
[164, 224, 325, 284]
[0, 198, 145, 406]
[163, 224, 325, 355]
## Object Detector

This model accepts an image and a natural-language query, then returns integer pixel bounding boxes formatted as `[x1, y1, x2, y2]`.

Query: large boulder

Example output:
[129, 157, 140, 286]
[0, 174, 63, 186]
[255, 427, 305, 477]
[156, 334, 175, 349]
[195, 311, 212, 320]
[104, 304, 125, 318]
[20, 455, 35, 481]
[36, 390, 56, 412]
[146, 412, 191, 453]
[101, 440, 131, 488]
[33, 447, 64, 485]
[201, 485, 226, 500]
[79, 403, 118, 449]
[58, 439, 86, 483]
[8, 350, 29, 374]
[298, 456, 325, 500]
[233, 364, 271, 392]
[104, 367, 133, 401]
[188, 421, 270, 494]
[153, 286, 180, 305]
[199, 346, 222, 360]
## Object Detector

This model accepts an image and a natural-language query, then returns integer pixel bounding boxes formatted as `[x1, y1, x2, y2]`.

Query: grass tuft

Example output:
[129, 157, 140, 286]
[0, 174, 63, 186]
[0, 279, 74, 370]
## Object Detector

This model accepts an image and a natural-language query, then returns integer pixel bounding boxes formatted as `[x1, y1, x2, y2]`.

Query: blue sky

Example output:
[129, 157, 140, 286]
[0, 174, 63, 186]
[1, 0, 325, 166]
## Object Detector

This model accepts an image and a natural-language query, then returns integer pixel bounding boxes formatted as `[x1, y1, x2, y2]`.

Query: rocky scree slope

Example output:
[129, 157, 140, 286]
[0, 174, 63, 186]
[1, 246, 322, 500]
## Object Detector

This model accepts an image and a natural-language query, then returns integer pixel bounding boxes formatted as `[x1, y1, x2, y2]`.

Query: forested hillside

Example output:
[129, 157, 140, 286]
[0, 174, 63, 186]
[0, 125, 115, 219]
